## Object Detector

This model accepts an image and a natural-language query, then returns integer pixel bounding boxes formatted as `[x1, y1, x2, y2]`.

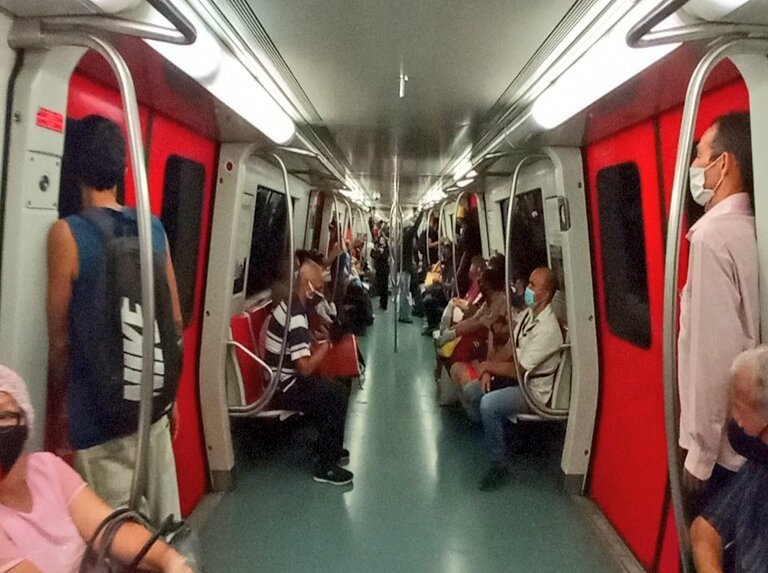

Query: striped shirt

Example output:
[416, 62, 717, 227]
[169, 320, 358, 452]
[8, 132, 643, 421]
[265, 297, 313, 390]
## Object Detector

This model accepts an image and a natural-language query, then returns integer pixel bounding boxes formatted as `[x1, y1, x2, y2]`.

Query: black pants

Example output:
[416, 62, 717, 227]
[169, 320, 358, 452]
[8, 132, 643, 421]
[373, 268, 389, 309]
[423, 285, 449, 329]
[273, 374, 349, 468]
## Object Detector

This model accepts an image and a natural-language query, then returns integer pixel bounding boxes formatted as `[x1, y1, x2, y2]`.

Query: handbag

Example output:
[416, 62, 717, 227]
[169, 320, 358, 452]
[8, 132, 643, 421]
[80, 509, 202, 572]
[424, 263, 442, 288]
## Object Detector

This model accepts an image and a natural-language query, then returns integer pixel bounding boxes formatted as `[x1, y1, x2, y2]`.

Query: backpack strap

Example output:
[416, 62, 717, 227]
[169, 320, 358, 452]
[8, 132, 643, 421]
[78, 206, 136, 242]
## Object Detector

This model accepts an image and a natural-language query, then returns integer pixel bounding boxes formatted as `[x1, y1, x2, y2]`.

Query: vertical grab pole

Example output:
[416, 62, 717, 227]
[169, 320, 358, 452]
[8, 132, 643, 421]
[659, 38, 768, 571]
[425, 207, 435, 268]
[503, 154, 547, 386]
[330, 193, 342, 304]
[452, 191, 468, 298]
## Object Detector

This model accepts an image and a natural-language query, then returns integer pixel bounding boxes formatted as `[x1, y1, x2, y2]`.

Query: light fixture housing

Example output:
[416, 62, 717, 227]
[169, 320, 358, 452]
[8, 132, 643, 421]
[683, 0, 750, 21]
[532, 0, 681, 130]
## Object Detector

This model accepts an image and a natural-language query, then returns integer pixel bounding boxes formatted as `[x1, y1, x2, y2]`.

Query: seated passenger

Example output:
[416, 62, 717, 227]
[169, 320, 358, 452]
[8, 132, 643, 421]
[0, 365, 193, 573]
[438, 255, 485, 333]
[691, 347, 768, 573]
[463, 267, 562, 491]
[422, 240, 455, 334]
[265, 260, 353, 486]
[436, 263, 509, 349]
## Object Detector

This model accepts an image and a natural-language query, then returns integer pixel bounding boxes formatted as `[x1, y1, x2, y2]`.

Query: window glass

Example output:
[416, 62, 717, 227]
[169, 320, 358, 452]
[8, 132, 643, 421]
[596, 162, 651, 348]
[501, 189, 547, 281]
[246, 185, 293, 297]
[161, 155, 205, 326]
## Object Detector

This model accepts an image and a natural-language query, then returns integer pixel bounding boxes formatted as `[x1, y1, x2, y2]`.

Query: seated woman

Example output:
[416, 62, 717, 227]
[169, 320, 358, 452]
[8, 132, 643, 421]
[422, 239, 455, 335]
[0, 365, 193, 573]
[437, 255, 485, 334]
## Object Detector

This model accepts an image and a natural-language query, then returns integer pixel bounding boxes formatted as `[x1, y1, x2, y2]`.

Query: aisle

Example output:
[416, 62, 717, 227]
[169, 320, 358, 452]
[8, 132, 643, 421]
[200, 308, 618, 572]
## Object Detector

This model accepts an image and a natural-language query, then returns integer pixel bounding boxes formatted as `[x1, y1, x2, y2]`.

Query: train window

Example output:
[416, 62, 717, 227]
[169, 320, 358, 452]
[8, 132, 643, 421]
[246, 185, 294, 297]
[500, 189, 547, 281]
[596, 162, 651, 349]
[161, 155, 205, 327]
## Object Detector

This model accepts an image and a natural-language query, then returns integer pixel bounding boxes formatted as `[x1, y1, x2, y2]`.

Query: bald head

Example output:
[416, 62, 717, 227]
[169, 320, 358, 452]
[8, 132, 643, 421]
[530, 267, 556, 299]
[730, 347, 768, 438]
[298, 259, 324, 301]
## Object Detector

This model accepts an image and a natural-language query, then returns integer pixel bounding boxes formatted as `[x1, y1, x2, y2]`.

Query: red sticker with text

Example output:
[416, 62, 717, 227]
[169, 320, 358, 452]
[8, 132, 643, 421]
[36, 108, 64, 133]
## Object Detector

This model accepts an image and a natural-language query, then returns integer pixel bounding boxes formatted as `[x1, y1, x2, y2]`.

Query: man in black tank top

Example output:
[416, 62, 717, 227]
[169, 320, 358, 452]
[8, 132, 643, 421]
[46, 115, 184, 521]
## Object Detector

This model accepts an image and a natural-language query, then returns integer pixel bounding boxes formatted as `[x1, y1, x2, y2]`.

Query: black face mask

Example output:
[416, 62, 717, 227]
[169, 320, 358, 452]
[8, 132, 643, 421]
[727, 419, 768, 466]
[0, 425, 28, 478]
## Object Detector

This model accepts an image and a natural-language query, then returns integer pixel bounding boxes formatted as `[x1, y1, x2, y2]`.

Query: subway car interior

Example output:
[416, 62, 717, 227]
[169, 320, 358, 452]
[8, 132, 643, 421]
[0, 0, 767, 571]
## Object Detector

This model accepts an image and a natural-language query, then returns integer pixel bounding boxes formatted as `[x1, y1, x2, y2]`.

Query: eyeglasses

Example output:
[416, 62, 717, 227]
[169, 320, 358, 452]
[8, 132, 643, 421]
[0, 411, 22, 430]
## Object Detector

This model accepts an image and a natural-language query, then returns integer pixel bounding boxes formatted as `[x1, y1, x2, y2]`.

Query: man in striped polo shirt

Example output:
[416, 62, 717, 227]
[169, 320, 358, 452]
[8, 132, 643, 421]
[265, 259, 352, 485]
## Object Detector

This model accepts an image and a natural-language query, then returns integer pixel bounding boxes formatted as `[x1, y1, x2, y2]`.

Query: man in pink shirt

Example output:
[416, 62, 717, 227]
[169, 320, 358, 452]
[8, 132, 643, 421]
[678, 112, 759, 517]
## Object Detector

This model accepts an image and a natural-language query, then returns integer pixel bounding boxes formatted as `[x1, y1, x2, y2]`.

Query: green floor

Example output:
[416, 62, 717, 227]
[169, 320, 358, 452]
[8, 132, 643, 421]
[200, 308, 619, 572]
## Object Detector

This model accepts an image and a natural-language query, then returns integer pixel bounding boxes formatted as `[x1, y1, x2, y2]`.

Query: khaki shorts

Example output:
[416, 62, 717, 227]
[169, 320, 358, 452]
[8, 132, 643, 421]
[74, 416, 180, 524]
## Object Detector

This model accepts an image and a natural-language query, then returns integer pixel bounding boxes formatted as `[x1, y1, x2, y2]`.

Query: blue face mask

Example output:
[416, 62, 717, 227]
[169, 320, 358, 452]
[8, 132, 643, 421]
[524, 287, 536, 309]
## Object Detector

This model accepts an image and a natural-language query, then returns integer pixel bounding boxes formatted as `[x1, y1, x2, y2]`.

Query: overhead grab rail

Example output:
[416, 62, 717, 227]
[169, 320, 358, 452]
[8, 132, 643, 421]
[502, 154, 570, 420]
[229, 151, 295, 418]
[627, 0, 768, 48]
[8, 8, 194, 509]
[18, 0, 196, 44]
[651, 36, 768, 572]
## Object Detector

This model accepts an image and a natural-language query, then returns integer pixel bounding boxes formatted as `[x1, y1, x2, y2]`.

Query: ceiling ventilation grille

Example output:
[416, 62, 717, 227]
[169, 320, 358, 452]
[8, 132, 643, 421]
[476, 0, 610, 149]
[221, 0, 322, 123]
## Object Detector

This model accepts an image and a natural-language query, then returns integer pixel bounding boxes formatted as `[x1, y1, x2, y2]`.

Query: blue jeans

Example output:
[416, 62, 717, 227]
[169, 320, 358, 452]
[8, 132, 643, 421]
[463, 380, 530, 465]
[398, 271, 412, 320]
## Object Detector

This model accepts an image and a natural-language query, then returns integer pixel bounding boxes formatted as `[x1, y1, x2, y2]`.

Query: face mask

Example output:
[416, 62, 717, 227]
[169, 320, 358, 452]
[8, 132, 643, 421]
[689, 154, 723, 207]
[524, 287, 536, 309]
[0, 424, 28, 479]
[727, 419, 768, 466]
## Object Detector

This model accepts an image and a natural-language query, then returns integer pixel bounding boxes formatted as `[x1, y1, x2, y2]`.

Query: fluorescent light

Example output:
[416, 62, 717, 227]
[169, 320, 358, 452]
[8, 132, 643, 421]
[456, 178, 474, 188]
[92, 0, 143, 13]
[532, 0, 681, 129]
[683, 0, 750, 21]
[139, 3, 222, 82]
[138, 2, 295, 144]
[452, 157, 473, 182]
[209, 53, 295, 144]
[466, 169, 478, 179]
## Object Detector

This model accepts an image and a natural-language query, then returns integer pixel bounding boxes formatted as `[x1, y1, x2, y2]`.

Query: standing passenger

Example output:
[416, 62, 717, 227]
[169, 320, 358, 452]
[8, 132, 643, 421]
[46, 115, 183, 521]
[678, 112, 758, 516]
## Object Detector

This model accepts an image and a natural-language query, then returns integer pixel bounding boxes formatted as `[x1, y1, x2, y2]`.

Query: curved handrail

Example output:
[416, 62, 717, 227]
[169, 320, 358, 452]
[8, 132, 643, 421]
[228, 151, 295, 416]
[425, 207, 435, 268]
[504, 154, 548, 355]
[659, 37, 768, 571]
[626, 0, 768, 49]
[517, 344, 571, 420]
[226, 340, 272, 381]
[329, 193, 343, 304]
[451, 191, 467, 298]
[39, 0, 196, 45]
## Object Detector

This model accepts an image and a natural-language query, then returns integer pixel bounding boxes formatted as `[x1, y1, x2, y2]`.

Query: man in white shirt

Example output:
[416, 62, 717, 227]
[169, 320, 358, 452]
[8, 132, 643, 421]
[678, 112, 758, 516]
[463, 267, 563, 491]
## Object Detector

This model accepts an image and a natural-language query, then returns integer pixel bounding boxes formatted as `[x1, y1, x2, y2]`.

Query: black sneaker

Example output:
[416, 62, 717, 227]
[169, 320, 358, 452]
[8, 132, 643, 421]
[479, 466, 510, 491]
[338, 448, 350, 466]
[313, 465, 353, 486]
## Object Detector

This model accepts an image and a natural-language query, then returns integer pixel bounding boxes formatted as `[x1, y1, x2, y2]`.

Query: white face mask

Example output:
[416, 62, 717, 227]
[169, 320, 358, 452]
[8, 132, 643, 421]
[689, 154, 723, 207]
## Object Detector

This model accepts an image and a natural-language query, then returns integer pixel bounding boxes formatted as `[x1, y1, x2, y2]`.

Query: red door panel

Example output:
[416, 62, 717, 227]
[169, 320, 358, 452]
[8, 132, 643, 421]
[67, 73, 150, 207]
[147, 113, 217, 516]
[585, 120, 668, 568]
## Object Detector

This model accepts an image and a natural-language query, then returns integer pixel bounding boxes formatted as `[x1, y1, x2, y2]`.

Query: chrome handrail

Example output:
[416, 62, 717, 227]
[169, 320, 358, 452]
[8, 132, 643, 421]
[451, 191, 468, 298]
[36, 0, 196, 45]
[226, 340, 272, 380]
[229, 151, 295, 416]
[504, 154, 548, 353]
[517, 343, 571, 420]
[659, 37, 768, 571]
[626, 0, 768, 48]
[425, 207, 435, 268]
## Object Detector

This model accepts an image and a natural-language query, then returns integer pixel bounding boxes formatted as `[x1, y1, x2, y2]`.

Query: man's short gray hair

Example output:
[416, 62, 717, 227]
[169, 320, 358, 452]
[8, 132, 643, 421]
[731, 346, 768, 415]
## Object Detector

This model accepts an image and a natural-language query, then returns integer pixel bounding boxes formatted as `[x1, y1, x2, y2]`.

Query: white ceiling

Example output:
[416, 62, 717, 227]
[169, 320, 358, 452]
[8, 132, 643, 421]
[248, 0, 578, 204]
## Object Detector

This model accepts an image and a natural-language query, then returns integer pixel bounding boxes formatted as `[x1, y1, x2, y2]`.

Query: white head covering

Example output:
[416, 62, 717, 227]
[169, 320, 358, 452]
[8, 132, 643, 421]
[0, 364, 34, 430]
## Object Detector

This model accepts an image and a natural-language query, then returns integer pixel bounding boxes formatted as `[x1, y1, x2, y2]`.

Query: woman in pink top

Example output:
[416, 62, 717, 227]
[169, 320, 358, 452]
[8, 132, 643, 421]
[0, 365, 193, 573]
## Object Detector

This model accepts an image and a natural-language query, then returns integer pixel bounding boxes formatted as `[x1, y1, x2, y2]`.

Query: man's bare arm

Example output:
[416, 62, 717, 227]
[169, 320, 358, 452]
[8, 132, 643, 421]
[691, 517, 724, 573]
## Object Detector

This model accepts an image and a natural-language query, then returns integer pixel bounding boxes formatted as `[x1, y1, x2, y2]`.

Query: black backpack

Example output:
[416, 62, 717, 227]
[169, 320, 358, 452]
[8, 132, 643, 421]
[79, 207, 182, 438]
